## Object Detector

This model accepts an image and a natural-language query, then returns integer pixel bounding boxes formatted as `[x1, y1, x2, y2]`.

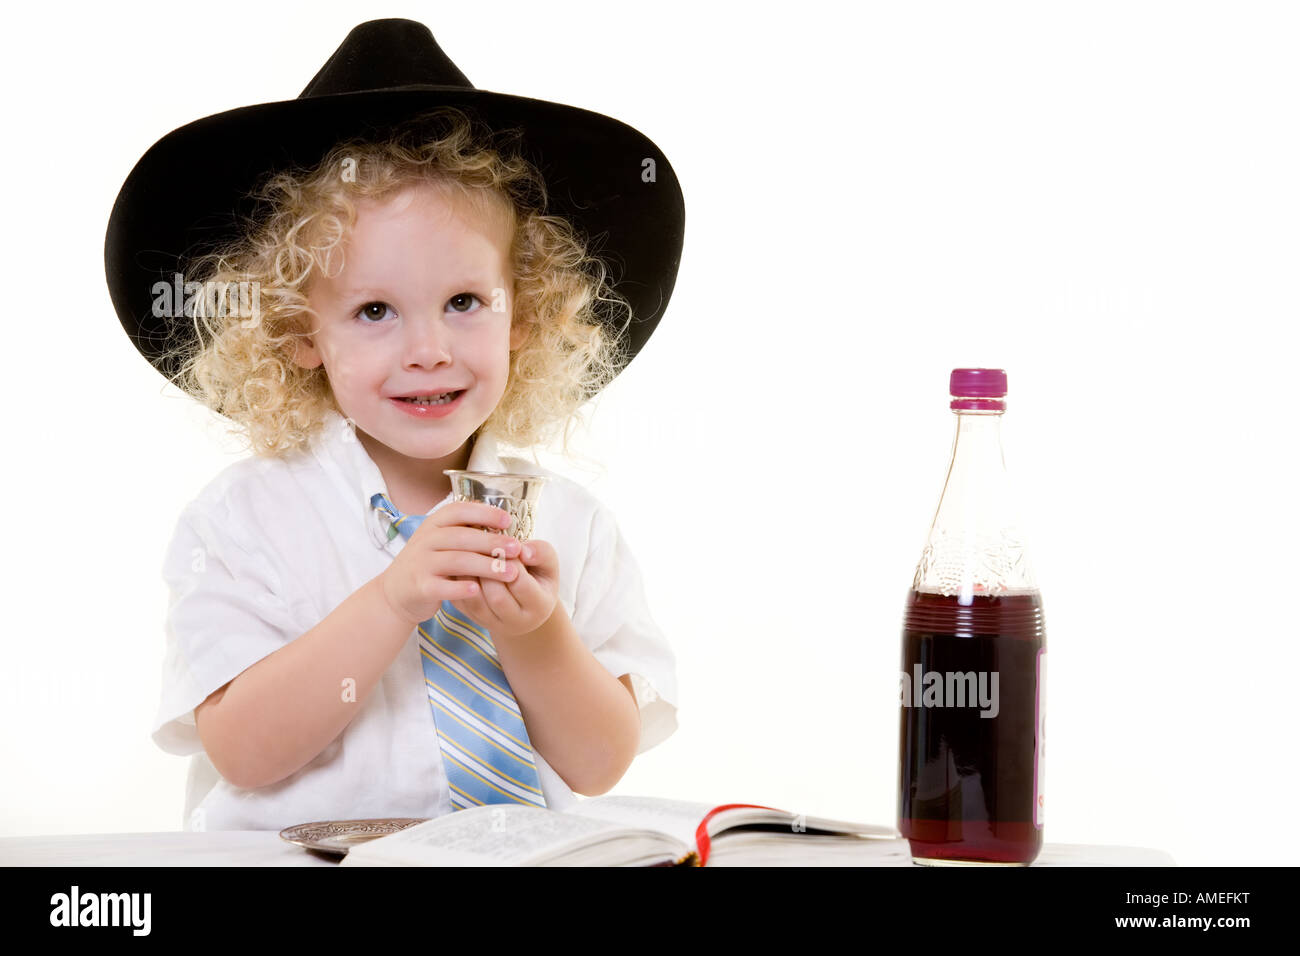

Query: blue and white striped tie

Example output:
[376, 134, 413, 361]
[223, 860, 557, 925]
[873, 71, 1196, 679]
[371, 492, 547, 811]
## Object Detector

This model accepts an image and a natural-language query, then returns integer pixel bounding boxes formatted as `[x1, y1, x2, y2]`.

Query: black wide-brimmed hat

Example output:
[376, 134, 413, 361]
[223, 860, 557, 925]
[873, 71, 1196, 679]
[104, 18, 685, 398]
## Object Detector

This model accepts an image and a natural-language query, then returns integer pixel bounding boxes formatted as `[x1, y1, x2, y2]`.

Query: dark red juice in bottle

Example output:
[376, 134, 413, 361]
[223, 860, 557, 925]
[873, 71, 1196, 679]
[899, 589, 1045, 865]
[898, 369, 1047, 865]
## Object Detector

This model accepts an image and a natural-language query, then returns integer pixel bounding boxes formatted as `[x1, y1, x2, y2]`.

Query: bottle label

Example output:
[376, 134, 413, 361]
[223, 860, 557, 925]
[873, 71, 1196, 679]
[1034, 648, 1046, 829]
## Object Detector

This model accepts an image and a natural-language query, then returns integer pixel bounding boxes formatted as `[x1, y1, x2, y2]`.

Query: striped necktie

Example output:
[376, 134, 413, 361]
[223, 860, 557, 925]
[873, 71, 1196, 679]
[370, 492, 547, 811]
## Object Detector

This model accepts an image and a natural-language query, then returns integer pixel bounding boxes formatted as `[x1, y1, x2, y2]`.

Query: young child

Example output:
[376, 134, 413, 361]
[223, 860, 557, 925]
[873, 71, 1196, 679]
[104, 19, 685, 831]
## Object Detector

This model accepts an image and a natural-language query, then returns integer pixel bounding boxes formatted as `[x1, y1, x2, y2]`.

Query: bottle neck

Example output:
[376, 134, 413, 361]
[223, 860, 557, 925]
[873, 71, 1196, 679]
[948, 410, 1007, 479]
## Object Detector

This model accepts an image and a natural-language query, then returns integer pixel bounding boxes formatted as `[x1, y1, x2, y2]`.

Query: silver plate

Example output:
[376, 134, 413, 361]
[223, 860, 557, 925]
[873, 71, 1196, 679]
[279, 818, 428, 856]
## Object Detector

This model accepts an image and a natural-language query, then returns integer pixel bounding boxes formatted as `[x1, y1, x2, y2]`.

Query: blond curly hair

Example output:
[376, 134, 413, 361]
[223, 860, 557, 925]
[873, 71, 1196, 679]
[161, 106, 631, 457]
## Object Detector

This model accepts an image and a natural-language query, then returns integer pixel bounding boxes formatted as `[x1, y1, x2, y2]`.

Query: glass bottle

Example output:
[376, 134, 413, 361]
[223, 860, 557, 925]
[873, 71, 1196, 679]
[897, 368, 1047, 865]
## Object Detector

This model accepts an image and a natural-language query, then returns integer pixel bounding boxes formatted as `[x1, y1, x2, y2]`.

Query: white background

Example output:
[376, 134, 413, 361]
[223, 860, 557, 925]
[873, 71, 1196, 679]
[2, 0, 1296, 867]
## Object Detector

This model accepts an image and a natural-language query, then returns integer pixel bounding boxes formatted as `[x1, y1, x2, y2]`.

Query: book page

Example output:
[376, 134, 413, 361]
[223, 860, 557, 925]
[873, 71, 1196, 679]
[708, 834, 915, 866]
[339, 805, 630, 867]
[568, 795, 718, 848]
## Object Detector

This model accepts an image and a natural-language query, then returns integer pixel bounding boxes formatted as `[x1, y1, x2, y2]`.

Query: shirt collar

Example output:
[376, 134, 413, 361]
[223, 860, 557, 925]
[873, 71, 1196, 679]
[309, 409, 507, 548]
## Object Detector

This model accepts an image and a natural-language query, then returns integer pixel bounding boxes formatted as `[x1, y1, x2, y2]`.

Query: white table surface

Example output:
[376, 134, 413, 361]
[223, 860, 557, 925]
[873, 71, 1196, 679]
[0, 831, 1176, 866]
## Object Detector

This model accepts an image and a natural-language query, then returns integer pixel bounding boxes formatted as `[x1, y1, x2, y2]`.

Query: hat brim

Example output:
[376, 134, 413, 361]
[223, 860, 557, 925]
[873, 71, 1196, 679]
[104, 86, 684, 391]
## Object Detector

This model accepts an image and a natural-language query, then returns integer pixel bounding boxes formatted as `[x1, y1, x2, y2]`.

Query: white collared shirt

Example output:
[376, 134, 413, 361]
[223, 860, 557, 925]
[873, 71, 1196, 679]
[151, 409, 678, 831]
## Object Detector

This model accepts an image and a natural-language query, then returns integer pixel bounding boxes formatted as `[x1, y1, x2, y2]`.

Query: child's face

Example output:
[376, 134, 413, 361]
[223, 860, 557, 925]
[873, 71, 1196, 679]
[295, 183, 524, 467]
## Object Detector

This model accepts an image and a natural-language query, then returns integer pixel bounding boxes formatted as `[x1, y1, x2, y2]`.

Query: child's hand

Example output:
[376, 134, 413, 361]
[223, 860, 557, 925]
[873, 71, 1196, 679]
[379, 501, 524, 626]
[451, 537, 559, 640]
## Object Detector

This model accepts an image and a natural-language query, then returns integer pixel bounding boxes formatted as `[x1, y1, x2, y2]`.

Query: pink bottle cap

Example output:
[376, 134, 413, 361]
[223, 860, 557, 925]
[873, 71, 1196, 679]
[950, 368, 1007, 411]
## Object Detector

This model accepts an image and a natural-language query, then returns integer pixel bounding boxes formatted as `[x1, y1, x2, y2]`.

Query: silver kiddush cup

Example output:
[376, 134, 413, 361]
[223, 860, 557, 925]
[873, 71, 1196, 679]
[443, 471, 548, 541]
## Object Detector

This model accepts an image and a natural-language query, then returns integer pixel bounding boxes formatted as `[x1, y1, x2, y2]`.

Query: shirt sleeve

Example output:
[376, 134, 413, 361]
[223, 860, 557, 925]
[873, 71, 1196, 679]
[571, 502, 679, 755]
[151, 501, 304, 756]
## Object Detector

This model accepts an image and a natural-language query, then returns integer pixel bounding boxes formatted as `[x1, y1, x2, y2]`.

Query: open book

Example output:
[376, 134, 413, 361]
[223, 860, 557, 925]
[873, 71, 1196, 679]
[336, 795, 900, 866]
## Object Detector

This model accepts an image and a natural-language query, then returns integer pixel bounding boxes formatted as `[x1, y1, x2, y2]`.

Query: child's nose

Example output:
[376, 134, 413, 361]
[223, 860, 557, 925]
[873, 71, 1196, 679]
[403, 317, 454, 364]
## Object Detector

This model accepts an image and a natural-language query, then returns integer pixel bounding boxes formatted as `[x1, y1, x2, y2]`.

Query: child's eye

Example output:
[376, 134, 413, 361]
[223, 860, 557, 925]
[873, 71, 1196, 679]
[356, 301, 395, 323]
[447, 293, 483, 314]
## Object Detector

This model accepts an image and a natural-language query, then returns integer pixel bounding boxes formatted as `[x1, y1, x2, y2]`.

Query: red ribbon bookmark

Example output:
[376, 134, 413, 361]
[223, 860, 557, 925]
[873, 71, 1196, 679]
[692, 803, 787, 867]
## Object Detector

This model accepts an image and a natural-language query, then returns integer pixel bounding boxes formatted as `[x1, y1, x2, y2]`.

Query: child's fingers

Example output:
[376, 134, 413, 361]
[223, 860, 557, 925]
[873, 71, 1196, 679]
[431, 526, 523, 557]
[421, 501, 514, 532]
[503, 560, 538, 603]
[481, 572, 523, 620]
[431, 549, 518, 582]
[517, 538, 556, 571]
[450, 592, 489, 627]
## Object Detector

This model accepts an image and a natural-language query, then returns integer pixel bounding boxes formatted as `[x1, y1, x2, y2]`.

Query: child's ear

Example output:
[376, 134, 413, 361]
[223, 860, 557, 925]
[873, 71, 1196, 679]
[508, 320, 528, 351]
[291, 334, 323, 369]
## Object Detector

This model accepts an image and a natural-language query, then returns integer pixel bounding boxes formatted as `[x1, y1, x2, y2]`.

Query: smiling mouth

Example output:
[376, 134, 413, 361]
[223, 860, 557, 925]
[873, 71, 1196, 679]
[394, 390, 464, 406]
